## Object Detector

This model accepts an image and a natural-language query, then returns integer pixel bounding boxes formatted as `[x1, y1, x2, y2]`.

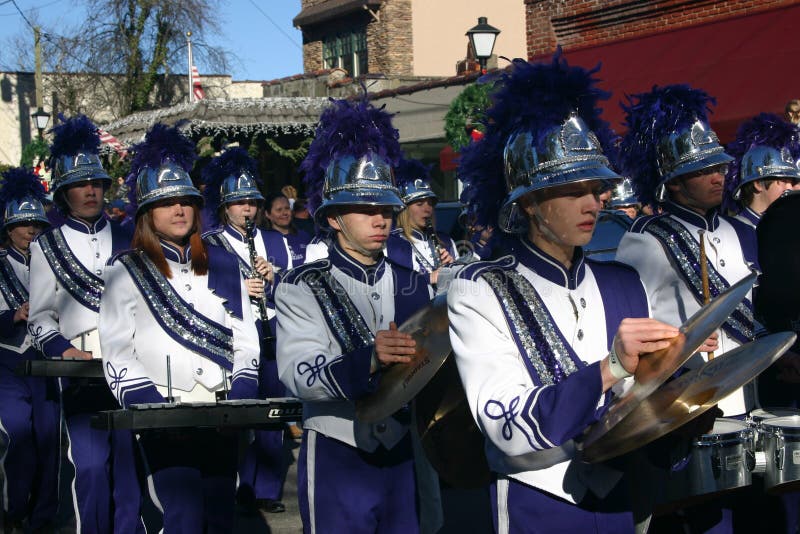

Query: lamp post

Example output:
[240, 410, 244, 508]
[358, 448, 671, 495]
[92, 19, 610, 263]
[31, 107, 50, 139]
[466, 17, 500, 74]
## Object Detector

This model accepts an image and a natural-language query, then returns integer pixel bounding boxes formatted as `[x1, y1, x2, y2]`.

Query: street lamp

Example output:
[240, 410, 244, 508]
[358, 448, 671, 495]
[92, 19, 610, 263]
[466, 17, 501, 74]
[31, 107, 50, 139]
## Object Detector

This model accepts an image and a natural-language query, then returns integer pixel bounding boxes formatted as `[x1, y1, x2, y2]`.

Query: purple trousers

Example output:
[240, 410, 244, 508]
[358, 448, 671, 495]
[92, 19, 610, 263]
[138, 429, 238, 533]
[491, 476, 634, 534]
[298, 429, 419, 534]
[61, 378, 144, 533]
[238, 359, 287, 501]
[0, 360, 59, 529]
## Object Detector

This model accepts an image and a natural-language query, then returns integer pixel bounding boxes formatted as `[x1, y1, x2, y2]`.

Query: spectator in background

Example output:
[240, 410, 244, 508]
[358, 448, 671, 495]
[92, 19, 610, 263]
[785, 99, 800, 126]
[291, 198, 315, 236]
[264, 193, 311, 267]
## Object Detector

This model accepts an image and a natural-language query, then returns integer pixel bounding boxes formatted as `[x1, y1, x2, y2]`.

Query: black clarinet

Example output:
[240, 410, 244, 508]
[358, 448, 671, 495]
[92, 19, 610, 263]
[244, 217, 276, 352]
[425, 217, 444, 270]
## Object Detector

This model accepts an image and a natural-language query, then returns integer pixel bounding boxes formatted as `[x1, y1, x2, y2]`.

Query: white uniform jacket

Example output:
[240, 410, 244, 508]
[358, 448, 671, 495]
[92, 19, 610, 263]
[615, 201, 758, 415]
[99, 241, 260, 408]
[0, 247, 33, 353]
[275, 242, 433, 452]
[448, 237, 650, 504]
[28, 217, 130, 358]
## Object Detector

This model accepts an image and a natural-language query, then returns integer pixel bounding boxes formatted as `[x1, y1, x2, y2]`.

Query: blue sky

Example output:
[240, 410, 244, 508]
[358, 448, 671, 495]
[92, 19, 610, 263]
[0, 0, 305, 81]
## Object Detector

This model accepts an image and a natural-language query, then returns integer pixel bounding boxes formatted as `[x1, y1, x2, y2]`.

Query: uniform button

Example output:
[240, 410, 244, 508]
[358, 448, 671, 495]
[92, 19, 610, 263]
[580, 298, 586, 308]
[376, 423, 386, 433]
[91, 237, 98, 242]
[95, 270, 102, 275]
[719, 259, 726, 267]
[185, 284, 192, 291]
[196, 368, 203, 375]
[181, 269, 189, 274]
[713, 237, 721, 244]
[371, 292, 380, 300]
[577, 329, 584, 340]
[95, 253, 101, 258]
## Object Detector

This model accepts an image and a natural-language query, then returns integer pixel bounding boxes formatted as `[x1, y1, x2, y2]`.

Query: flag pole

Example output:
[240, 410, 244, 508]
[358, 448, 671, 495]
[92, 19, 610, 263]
[187, 31, 194, 104]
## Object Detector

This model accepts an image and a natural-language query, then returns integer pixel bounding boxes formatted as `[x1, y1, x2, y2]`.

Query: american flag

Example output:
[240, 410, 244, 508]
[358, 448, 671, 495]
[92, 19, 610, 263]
[192, 65, 205, 101]
[98, 128, 127, 157]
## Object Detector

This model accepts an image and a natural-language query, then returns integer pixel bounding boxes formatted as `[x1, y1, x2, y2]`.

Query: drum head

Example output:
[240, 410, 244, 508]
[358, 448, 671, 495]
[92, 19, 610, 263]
[762, 415, 800, 433]
[695, 418, 750, 444]
[750, 408, 800, 423]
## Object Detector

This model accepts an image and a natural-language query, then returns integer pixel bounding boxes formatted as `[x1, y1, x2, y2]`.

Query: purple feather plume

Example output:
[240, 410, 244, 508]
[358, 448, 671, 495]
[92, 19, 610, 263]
[201, 147, 261, 227]
[300, 97, 402, 216]
[618, 84, 717, 207]
[0, 167, 47, 220]
[48, 114, 100, 163]
[394, 157, 432, 189]
[723, 113, 800, 213]
[458, 50, 617, 228]
[125, 123, 197, 210]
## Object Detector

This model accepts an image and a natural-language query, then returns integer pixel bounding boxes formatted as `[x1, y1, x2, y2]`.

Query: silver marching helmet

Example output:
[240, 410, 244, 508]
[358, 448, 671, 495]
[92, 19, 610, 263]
[399, 178, 437, 205]
[135, 159, 202, 214]
[219, 171, 265, 204]
[499, 114, 622, 233]
[50, 151, 111, 194]
[3, 196, 49, 229]
[655, 119, 733, 201]
[608, 177, 640, 209]
[734, 145, 800, 200]
[315, 151, 404, 226]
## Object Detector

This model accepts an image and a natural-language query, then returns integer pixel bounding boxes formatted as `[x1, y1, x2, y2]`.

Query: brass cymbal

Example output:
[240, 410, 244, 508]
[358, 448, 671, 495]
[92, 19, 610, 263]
[355, 293, 452, 423]
[582, 331, 796, 463]
[582, 271, 756, 450]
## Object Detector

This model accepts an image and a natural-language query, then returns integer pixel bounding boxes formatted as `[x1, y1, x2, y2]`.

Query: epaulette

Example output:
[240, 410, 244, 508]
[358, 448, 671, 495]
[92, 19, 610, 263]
[279, 258, 331, 286]
[456, 255, 517, 282]
[107, 248, 136, 266]
[629, 212, 669, 234]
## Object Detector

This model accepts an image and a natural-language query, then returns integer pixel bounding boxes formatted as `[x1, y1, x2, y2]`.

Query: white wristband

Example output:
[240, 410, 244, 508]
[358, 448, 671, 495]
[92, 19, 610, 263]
[608, 344, 632, 380]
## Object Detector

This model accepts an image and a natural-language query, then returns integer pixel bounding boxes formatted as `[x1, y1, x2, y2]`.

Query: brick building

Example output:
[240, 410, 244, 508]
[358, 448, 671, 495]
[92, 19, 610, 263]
[523, 0, 800, 140]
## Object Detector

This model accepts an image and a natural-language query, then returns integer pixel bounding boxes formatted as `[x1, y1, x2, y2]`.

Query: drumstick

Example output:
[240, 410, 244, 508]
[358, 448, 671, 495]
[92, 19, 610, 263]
[698, 230, 715, 360]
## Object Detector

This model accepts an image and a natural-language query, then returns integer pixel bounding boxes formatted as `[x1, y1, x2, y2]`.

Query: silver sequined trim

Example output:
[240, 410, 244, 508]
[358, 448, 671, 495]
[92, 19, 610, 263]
[484, 271, 579, 385]
[40, 229, 102, 311]
[304, 271, 374, 352]
[0, 256, 27, 309]
[120, 251, 234, 363]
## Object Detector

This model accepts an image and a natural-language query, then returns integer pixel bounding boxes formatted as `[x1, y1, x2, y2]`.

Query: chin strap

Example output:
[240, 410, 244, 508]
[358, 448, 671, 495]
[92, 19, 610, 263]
[530, 201, 564, 246]
[334, 214, 384, 260]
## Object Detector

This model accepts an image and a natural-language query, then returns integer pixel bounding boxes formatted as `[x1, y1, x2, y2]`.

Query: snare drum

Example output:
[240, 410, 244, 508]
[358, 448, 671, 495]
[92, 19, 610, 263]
[684, 418, 754, 497]
[761, 415, 800, 493]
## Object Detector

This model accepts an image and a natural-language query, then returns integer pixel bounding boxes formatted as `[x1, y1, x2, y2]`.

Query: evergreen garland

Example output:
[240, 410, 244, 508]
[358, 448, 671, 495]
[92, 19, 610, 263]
[20, 137, 50, 168]
[444, 83, 493, 151]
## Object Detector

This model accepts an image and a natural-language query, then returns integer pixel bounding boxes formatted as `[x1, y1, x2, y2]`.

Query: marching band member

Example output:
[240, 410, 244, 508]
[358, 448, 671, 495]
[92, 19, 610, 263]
[27, 115, 140, 533]
[722, 114, 800, 412]
[264, 192, 312, 268]
[99, 124, 260, 532]
[201, 147, 288, 514]
[448, 54, 684, 532]
[584, 178, 640, 262]
[0, 168, 59, 531]
[276, 97, 435, 533]
[615, 85, 757, 417]
[386, 157, 457, 285]
[723, 113, 800, 228]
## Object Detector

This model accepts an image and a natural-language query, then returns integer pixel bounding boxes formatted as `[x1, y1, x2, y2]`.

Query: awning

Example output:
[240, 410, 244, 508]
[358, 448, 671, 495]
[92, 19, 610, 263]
[293, 0, 382, 28]
[556, 4, 800, 142]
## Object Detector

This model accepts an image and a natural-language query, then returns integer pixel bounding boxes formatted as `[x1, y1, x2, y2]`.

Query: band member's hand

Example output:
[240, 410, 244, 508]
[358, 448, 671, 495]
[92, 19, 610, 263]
[439, 248, 454, 266]
[253, 256, 274, 283]
[62, 347, 93, 360]
[374, 322, 416, 366]
[244, 278, 265, 298]
[13, 302, 29, 323]
[699, 332, 719, 354]
[430, 269, 441, 286]
[479, 225, 494, 243]
[602, 318, 679, 388]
